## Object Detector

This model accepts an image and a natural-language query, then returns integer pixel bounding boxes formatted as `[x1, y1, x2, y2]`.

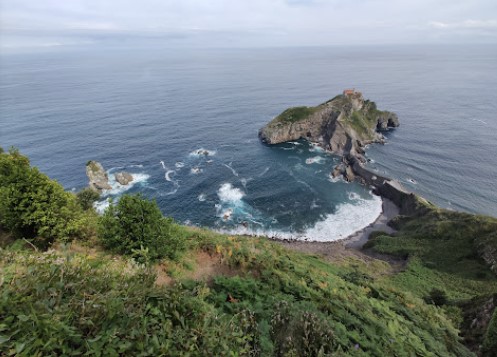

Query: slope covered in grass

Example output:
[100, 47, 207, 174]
[1, 148, 496, 356]
[365, 206, 497, 355]
[0, 226, 480, 356]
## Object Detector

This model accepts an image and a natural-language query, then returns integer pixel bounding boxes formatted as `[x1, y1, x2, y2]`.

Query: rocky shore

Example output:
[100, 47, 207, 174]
[259, 90, 430, 246]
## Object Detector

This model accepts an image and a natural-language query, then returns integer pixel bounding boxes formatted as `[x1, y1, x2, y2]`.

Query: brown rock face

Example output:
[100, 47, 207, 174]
[259, 92, 399, 159]
[86, 161, 112, 192]
[114, 172, 134, 185]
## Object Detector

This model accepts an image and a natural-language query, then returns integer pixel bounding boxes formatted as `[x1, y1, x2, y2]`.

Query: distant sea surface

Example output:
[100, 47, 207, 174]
[1, 45, 496, 241]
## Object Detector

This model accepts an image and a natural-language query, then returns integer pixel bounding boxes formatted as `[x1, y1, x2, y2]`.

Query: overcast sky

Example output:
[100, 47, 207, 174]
[1, 0, 497, 49]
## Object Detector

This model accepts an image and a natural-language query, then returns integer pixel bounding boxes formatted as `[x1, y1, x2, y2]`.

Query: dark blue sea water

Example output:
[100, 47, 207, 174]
[1, 45, 496, 240]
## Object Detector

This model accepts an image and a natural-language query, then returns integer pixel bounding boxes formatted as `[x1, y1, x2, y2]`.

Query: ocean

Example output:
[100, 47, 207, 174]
[1, 45, 496, 241]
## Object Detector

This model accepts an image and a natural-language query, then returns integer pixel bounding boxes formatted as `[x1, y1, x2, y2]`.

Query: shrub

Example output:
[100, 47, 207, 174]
[76, 187, 100, 210]
[0, 147, 84, 248]
[424, 288, 448, 306]
[482, 308, 497, 356]
[98, 194, 184, 262]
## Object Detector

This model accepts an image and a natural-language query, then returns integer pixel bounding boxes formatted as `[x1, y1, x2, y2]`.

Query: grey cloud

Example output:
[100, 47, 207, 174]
[1, 0, 497, 49]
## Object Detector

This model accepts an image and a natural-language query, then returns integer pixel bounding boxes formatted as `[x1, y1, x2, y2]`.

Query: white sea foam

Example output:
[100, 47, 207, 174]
[165, 170, 175, 182]
[160, 160, 166, 170]
[328, 174, 341, 183]
[217, 183, 245, 203]
[94, 198, 111, 214]
[347, 192, 361, 200]
[309, 143, 325, 153]
[240, 177, 252, 189]
[102, 172, 150, 196]
[304, 194, 382, 241]
[175, 162, 185, 168]
[198, 193, 207, 202]
[189, 148, 216, 157]
[306, 156, 325, 164]
[190, 167, 203, 174]
[216, 193, 382, 242]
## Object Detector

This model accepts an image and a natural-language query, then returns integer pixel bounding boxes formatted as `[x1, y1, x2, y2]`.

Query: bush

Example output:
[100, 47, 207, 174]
[0, 147, 85, 248]
[482, 308, 497, 356]
[98, 194, 184, 262]
[424, 288, 448, 306]
[76, 187, 100, 210]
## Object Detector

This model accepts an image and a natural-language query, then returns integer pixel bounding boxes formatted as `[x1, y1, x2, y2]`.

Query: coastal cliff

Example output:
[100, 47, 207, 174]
[259, 91, 399, 160]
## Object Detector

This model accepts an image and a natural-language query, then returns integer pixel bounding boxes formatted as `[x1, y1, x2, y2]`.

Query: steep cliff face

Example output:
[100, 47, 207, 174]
[259, 92, 399, 158]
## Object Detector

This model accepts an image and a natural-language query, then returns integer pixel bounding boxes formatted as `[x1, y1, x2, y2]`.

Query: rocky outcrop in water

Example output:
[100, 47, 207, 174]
[114, 172, 134, 185]
[86, 161, 112, 192]
[259, 91, 400, 187]
[259, 91, 399, 160]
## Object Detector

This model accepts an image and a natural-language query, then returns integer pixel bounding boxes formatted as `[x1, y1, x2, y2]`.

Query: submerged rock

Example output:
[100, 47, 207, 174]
[114, 172, 134, 185]
[86, 161, 112, 192]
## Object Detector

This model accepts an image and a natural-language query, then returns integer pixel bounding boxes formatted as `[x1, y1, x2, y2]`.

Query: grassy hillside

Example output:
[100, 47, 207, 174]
[0, 228, 481, 356]
[1, 148, 496, 356]
[273, 106, 322, 124]
[365, 207, 497, 355]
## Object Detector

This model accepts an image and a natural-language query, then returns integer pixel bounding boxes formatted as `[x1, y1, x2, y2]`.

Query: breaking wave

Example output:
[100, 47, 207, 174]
[189, 148, 216, 157]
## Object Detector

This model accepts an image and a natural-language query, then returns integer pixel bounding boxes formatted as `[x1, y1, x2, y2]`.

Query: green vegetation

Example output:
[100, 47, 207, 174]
[274, 106, 320, 124]
[76, 187, 101, 210]
[0, 148, 496, 356]
[98, 194, 185, 262]
[483, 309, 497, 355]
[1, 230, 477, 356]
[344, 101, 381, 140]
[0, 147, 90, 248]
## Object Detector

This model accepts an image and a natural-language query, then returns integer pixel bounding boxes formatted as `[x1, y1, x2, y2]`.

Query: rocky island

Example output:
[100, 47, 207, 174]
[259, 90, 431, 216]
[259, 89, 399, 183]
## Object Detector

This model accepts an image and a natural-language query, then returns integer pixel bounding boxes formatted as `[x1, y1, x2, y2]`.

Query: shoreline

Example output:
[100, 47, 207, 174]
[273, 197, 402, 265]
[343, 197, 398, 249]
[273, 197, 399, 256]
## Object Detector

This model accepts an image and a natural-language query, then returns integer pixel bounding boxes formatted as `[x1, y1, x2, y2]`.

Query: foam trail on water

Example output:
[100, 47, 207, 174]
[160, 161, 166, 170]
[222, 163, 239, 177]
[165, 170, 175, 182]
[240, 177, 252, 190]
[258, 167, 270, 177]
